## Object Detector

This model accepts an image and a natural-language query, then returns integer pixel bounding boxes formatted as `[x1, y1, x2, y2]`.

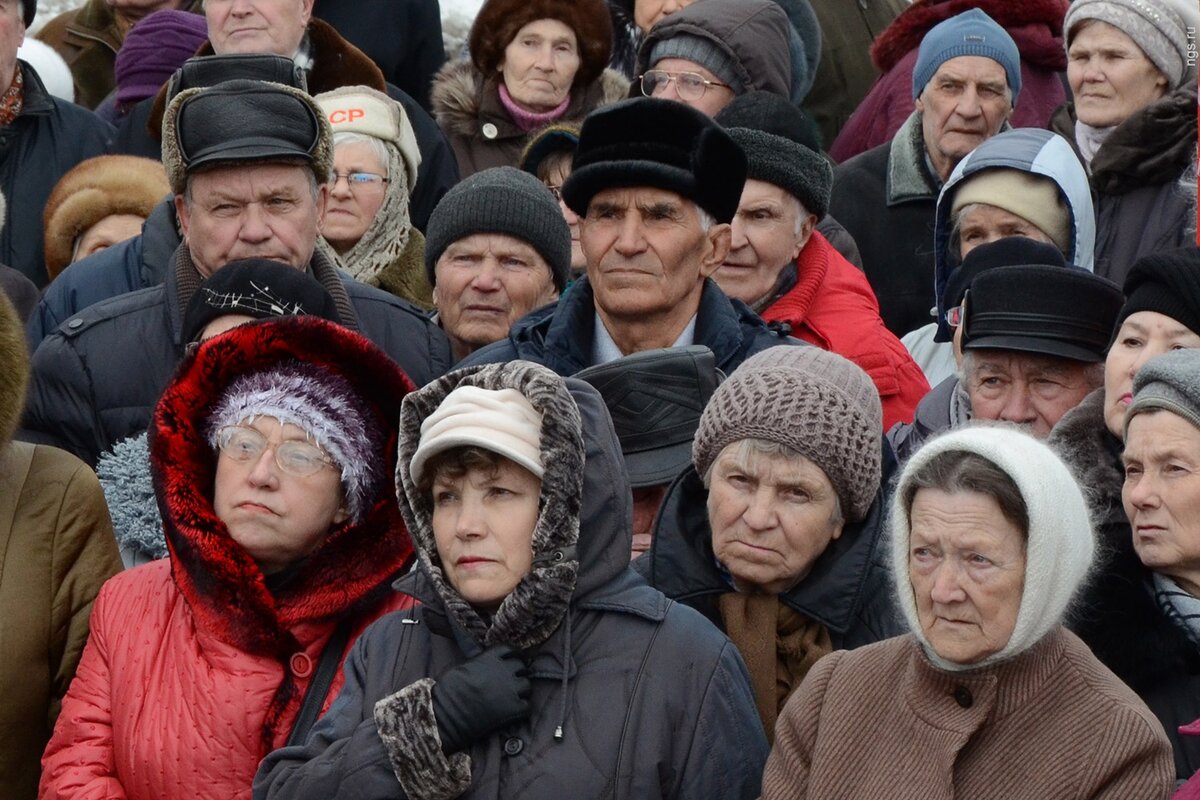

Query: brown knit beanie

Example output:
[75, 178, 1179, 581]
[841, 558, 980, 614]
[692, 345, 883, 522]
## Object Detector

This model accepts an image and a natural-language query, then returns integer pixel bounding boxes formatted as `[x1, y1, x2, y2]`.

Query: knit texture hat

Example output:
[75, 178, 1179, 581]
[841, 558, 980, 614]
[469, 0, 613, 87]
[519, 123, 581, 178]
[1127, 349, 1200, 434]
[206, 360, 385, 524]
[693, 345, 882, 522]
[114, 10, 208, 107]
[890, 426, 1095, 672]
[1118, 246, 1200, 339]
[424, 166, 571, 292]
[181, 258, 341, 344]
[912, 9, 1021, 103]
[562, 97, 747, 223]
[717, 91, 832, 219]
[649, 33, 745, 94]
[1065, 0, 1199, 90]
[315, 85, 421, 190]
[950, 169, 1072, 256]
[409, 385, 546, 484]
[42, 155, 171, 281]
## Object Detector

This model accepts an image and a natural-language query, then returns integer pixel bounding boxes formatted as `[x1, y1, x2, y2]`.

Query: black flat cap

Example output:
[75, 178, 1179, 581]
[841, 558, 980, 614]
[575, 345, 721, 487]
[562, 97, 747, 223]
[182, 259, 341, 344]
[963, 264, 1123, 363]
[166, 54, 307, 104]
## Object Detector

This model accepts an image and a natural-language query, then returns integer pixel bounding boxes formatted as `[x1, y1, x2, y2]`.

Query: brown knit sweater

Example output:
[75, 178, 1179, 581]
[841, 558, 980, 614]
[761, 628, 1174, 800]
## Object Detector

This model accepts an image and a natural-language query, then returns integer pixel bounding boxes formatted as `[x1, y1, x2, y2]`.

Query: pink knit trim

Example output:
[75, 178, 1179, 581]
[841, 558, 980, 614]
[498, 83, 571, 133]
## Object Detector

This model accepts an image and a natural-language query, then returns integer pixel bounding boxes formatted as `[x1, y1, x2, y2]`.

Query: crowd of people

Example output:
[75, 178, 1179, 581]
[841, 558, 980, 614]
[1, 0, 1198, 797]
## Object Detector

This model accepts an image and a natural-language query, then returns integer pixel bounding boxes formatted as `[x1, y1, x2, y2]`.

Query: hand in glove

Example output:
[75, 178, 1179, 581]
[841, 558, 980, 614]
[431, 645, 532, 754]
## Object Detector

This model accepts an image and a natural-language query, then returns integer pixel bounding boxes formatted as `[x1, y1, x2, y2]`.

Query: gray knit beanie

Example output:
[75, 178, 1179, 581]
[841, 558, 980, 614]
[692, 345, 883, 522]
[424, 166, 571, 292]
[1127, 349, 1200, 435]
[649, 33, 746, 95]
[1066, 0, 1199, 90]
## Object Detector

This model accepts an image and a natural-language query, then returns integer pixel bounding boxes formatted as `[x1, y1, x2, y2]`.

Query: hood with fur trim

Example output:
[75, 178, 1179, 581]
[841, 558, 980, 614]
[148, 316, 416, 659]
[395, 361, 634, 652]
[0, 288, 27, 448]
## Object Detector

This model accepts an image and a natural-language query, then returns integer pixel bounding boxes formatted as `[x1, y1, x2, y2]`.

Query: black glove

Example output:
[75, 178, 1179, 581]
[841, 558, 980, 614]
[431, 644, 532, 754]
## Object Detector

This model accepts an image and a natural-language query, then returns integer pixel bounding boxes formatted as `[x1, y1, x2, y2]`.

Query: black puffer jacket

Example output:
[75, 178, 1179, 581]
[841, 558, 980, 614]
[254, 363, 768, 800]
[21, 247, 452, 466]
[1050, 389, 1200, 781]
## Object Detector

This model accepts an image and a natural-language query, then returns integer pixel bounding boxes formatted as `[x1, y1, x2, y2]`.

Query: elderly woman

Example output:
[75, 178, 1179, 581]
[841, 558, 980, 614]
[255, 360, 768, 799]
[638, 345, 902, 741]
[431, 0, 628, 178]
[39, 317, 417, 799]
[315, 86, 432, 309]
[1050, 0, 1198, 286]
[762, 425, 1174, 798]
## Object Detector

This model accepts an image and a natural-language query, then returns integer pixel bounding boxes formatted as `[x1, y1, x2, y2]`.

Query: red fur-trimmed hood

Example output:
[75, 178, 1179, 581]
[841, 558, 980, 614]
[871, 0, 1069, 73]
[148, 316, 416, 659]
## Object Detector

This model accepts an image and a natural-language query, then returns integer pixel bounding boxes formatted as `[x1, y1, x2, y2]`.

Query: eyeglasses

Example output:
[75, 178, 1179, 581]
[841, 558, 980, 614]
[639, 69, 731, 102]
[216, 425, 336, 477]
[948, 291, 969, 329]
[545, 184, 564, 202]
[331, 171, 388, 189]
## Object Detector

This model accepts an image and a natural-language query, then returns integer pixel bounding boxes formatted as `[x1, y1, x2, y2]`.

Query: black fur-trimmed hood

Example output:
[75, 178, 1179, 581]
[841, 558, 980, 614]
[395, 361, 634, 652]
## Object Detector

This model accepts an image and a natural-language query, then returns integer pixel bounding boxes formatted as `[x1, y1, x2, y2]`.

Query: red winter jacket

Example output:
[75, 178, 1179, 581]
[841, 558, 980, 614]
[762, 232, 929, 428]
[829, 0, 1069, 163]
[39, 317, 418, 800]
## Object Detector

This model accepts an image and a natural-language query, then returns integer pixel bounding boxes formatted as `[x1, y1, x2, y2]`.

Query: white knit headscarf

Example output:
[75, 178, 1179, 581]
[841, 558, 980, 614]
[889, 426, 1096, 672]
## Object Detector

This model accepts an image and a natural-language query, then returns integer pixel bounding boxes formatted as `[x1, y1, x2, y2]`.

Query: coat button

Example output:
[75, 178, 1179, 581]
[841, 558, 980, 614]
[67, 318, 83, 329]
[503, 736, 523, 756]
[290, 652, 313, 678]
[953, 686, 973, 708]
[482, 123, 498, 139]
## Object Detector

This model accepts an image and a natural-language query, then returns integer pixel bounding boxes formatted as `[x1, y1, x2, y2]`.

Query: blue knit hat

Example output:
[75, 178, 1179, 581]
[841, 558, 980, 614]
[911, 9, 1021, 103]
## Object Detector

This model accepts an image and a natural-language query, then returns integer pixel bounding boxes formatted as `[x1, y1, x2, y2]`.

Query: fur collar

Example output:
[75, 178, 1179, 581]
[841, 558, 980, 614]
[872, 0, 1069, 73]
[1048, 388, 1124, 526]
[97, 432, 166, 564]
[431, 58, 630, 140]
[886, 112, 942, 204]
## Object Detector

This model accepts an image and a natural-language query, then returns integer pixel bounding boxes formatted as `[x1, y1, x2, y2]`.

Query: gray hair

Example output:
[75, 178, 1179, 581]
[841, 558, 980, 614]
[959, 350, 1104, 392]
[901, 448, 1029, 542]
[332, 131, 390, 178]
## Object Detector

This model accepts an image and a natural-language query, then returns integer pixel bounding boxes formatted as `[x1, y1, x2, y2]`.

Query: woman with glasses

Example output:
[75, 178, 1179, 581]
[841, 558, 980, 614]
[40, 316, 418, 800]
[315, 86, 433, 310]
[431, 0, 628, 179]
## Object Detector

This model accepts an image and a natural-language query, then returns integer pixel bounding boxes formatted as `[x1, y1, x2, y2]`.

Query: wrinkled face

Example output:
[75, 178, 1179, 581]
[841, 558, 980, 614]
[916, 56, 1012, 181]
[433, 233, 558, 362]
[965, 349, 1097, 438]
[719, 179, 812, 306]
[908, 488, 1026, 665]
[634, 0, 696, 31]
[324, 141, 389, 254]
[1068, 20, 1168, 129]
[631, 483, 668, 561]
[500, 18, 580, 113]
[646, 57, 736, 117]
[72, 214, 146, 264]
[176, 163, 327, 278]
[213, 417, 347, 575]
[206, 0, 314, 56]
[432, 458, 541, 611]
[0, 0, 24, 84]
[543, 161, 585, 274]
[1104, 312, 1200, 439]
[956, 207, 1058, 259]
[1124, 411, 1200, 596]
[707, 443, 844, 595]
[581, 186, 729, 327]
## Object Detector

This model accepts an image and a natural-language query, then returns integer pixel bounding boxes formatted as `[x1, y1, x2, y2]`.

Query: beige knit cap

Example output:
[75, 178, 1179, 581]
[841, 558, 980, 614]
[950, 169, 1071, 257]
[315, 85, 421, 190]
[410, 386, 545, 484]
[692, 345, 883, 522]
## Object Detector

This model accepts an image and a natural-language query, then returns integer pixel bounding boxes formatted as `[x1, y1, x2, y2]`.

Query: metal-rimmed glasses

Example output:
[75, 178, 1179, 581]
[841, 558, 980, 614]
[639, 69, 731, 102]
[215, 425, 336, 477]
[331, 171, 389, 190]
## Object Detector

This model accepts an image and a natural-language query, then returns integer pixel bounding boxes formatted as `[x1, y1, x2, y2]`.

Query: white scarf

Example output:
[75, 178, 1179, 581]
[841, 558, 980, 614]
[1074, 119, 1115, 173]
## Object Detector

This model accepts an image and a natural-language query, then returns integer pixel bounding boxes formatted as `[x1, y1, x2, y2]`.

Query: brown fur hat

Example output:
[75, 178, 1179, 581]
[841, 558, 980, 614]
[42, 155, 171, 281]
[469, 0, 613, 88]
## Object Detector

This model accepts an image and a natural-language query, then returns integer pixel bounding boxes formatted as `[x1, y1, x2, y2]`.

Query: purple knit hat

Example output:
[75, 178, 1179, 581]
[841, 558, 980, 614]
[114, 10, 208, 107]
[206, 360, 385, 523]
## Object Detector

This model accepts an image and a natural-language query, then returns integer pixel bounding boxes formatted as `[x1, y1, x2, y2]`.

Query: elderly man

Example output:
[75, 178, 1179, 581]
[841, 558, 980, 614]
[20, 79, 451, 467]
[424, 167, 568, 363]
[110, 0, 456, 233]
[830, 9, 1019, 337]
[463, 97, 792, 374]
[714, 90, 928, 429]
[0, 0, 112, 287]
[887, 238, 1123, 460]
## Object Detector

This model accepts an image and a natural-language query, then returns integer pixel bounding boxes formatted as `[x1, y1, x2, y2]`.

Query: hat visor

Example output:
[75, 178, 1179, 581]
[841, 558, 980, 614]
[964, 334, 1104, 363]
[624, 441, 692, 488]
[409, 429, 545, 486]
[186, 140, 315, 173]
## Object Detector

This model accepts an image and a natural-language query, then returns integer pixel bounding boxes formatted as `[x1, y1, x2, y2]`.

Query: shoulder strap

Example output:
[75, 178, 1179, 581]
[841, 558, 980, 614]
[286, 617, 356, 747]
